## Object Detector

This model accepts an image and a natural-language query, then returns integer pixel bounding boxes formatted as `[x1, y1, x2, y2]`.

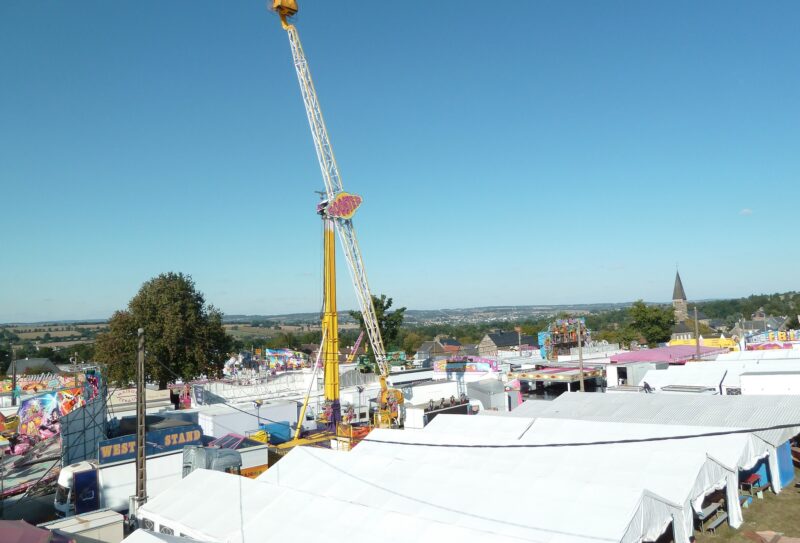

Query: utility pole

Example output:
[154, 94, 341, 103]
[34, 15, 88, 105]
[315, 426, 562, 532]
[131, 328, 147, 520]
[577, 320, 585, 392]
[10, 346, 17, 407]
[694, 307, 701, 360]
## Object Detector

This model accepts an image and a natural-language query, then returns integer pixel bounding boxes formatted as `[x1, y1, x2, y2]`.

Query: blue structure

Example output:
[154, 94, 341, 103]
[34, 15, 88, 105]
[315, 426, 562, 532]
[98, 424, 203, 464]
[776, 441, 796, 488]
[260, 421, 293, 445]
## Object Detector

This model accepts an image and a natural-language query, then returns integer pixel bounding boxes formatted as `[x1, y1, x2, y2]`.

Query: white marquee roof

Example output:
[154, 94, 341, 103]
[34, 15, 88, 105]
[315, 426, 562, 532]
[511, 393, 800, 446]
[261, 445, 684, 543]
[124, 530, 212, 543]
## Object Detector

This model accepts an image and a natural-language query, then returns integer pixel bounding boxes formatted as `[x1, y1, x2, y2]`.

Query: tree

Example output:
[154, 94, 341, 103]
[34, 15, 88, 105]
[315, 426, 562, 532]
[70, 342, 96, 363]
[349, 294, 406, 352]
[95, 272, 231, 388]
[628, 300, 675, 346]
[402, 331, 423, 356]
[594, 326, 638, 349]
[0, 342, 11, 374]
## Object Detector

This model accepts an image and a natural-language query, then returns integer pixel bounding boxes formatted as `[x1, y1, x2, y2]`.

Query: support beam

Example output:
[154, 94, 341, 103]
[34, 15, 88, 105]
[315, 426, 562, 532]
[322, 217, 340, 426]
[132, 328, 147, 517]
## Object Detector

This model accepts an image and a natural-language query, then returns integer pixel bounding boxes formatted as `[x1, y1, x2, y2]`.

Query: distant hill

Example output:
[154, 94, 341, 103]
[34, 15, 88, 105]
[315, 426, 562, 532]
[5, 292, 797, 328]
[223, 302, 636, 326]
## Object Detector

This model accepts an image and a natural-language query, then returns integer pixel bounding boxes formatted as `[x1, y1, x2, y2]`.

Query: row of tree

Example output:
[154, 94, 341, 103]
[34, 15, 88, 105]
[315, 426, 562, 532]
[696, 292, 800, 327]
[82, 271, 799, 389]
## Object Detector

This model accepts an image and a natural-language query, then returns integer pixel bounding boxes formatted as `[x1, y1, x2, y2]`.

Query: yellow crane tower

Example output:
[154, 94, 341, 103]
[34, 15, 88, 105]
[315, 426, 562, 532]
[271, 0, 403, 429]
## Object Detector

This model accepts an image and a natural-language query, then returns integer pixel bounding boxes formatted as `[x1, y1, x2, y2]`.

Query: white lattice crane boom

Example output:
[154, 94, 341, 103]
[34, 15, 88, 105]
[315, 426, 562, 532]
[272, 2, 392, 385]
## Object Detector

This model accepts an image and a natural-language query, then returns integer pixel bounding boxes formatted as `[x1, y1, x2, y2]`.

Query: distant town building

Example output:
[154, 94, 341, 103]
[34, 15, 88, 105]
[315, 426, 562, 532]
[6, 357, 60, 376]
[670, 271, 694, 341]
[415, 338, 479, 366]
[415, 340, 447, 362]
[434, 336, 463, 355]
[477, 331, 537, 357]
[729, 313, 788, 338]
[672, 271, 688, 323]
[671, 322, 694, 341]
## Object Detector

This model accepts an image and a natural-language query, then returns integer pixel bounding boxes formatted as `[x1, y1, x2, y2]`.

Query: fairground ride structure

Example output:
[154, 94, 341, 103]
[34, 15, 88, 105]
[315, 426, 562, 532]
[271, 0, 403, 430]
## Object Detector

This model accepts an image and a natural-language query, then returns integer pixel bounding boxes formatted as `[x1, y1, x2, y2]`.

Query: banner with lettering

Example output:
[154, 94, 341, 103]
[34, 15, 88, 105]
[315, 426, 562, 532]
[98, 424, 203, 464]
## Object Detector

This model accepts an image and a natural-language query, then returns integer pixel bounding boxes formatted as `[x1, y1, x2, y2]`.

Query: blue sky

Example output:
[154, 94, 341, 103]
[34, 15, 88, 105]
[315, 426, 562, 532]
[1, 1, 798, 322]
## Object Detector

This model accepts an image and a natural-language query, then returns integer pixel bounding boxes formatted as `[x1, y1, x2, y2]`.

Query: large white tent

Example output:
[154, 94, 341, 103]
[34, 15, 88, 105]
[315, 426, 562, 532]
[124, 530, 212, 543]
[716, 350, 800, 362]
[260, 445, 685, 543]
[504, 393, 800, 491]
[137, 470, 279, 542]
[424, 409, 535, 438]
[355, 414, 774, 539]
[138, 468, 527, 543]
[135, 394, 800, 543]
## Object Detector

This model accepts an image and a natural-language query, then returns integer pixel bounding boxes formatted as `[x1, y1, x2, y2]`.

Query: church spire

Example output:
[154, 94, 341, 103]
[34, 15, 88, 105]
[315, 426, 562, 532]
[673, 271, 687, 301]
[672, 271, 688, 323]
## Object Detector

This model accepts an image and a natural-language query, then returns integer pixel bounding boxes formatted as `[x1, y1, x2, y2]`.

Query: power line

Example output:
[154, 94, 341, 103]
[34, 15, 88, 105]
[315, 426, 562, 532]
[361, 421, 800, 449]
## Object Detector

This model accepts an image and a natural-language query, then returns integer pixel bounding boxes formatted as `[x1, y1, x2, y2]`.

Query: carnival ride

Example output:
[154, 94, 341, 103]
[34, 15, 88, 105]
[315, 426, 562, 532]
[271, 0, 403, 432]
[346, 331, 365, 365]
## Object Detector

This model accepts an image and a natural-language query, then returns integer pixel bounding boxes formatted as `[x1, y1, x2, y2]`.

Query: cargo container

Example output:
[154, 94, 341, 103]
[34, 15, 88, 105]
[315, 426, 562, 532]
[196, 400, 298, 438]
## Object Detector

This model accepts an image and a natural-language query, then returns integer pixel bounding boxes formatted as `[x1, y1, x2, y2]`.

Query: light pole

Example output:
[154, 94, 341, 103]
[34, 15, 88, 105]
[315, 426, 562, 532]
[694, 307, 701, 360]
[10, 346, 17, 407]
[131, 328, 147, 523]
[577, 320, 585, 392]
[253, 400, 262, 427]
[356, 386, 364, 423]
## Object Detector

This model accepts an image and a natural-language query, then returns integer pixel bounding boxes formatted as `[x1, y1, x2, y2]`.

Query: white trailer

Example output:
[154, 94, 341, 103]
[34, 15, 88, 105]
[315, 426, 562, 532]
[55, 443, 269, 517]
[402, 380, 461, 406]
[740, 371, 800, 395]
[55, 450, 185, 517]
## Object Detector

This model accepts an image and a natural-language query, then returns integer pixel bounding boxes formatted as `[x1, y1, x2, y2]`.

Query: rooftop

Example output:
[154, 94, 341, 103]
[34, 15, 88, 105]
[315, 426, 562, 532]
[610, 345, 727, 364]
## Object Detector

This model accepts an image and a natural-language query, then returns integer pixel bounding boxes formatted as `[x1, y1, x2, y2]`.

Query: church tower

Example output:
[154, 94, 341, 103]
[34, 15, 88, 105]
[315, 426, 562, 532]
[672, 271, 688, 323]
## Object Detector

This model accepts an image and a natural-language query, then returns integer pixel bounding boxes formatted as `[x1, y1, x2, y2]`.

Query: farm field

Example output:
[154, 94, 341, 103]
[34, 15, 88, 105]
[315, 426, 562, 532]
[15, 330, 80, 340]
[3, 323, 107, 341]
[37, 340, 96, 349]
[223, 322, 360, 340]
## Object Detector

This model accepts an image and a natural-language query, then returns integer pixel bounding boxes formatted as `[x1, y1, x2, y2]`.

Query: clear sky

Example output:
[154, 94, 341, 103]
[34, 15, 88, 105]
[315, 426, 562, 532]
[1, 1, 798, 323]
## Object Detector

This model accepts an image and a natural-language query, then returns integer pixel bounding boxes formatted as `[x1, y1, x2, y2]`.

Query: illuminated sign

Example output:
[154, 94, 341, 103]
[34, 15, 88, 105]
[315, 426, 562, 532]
[326, 192, 362, 219]
[98, 424, 203, 464]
